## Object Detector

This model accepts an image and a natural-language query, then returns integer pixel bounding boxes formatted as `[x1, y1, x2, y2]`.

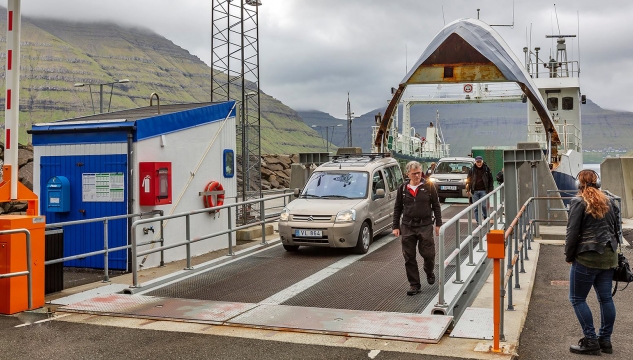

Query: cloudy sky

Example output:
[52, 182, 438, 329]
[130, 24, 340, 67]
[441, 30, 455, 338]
[19, 0, 633, 118]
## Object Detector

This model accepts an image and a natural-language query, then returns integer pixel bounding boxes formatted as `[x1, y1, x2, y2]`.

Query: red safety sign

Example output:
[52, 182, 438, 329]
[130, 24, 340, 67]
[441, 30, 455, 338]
[463, 84, 473, 93]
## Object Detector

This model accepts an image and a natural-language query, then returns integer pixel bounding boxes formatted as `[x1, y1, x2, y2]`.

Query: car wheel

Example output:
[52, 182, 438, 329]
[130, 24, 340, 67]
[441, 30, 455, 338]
[439, 197, 446, 203]
[283, 244, 299, 252]
[353, 222, 372, 254]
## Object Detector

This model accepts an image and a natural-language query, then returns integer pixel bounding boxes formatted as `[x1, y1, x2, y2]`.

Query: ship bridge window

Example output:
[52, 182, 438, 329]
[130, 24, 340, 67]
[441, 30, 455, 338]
[562, 97, 574, 110]
[547, 97, 559, 111]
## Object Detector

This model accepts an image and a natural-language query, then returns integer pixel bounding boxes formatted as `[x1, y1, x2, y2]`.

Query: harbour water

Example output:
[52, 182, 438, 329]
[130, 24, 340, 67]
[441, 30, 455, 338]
[583, 163, 600, 177]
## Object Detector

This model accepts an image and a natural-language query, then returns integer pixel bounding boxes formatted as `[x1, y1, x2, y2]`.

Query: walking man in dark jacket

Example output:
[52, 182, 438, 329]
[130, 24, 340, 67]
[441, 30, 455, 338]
[466, 156, 494, 224]
[393, 161, 442, 296]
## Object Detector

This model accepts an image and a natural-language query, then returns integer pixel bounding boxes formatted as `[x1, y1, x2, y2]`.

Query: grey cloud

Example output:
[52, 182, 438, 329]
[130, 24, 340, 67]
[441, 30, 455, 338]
[16, 0, 633, 115]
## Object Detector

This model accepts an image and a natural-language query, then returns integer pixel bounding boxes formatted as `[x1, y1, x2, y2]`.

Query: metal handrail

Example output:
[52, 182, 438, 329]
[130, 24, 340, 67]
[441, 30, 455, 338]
[435, 184, 505, 311]
[130, 192, 293, 287]
[0, 229, 33, 310]
[44, 210, 163, 282]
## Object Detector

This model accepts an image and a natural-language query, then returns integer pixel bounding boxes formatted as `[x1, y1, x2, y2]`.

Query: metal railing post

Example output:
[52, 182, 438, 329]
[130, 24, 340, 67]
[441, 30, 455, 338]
[500, 258, 505, 340]
[260, 199, 267, 245]
[159, 219, 165, 267]
[519, 214, 526, 273]
[228, 207, 234, 256]
[507, 227, 514, 311]
[454, 221, 464, 283]
[184, 214, 192, 270]
[103, 219, 110, 282]
[132, 223, 139, 287]
[436, 229, 447, 307]
[493, 191, 498, 230]
[514, 221, 521, 288]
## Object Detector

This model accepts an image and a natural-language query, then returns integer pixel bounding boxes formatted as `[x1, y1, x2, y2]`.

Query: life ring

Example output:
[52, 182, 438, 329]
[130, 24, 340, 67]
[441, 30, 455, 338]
[203, 181, 225, 210]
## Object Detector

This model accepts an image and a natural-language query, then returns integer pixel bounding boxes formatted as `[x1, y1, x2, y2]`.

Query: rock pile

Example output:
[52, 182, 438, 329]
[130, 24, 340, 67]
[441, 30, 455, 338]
[0, 142, 34, 215]
[237, 154, 299, 191]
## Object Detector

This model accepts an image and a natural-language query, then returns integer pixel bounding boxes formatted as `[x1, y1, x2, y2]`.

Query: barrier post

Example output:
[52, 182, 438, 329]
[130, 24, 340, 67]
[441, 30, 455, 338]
[487, 230, 506, 353]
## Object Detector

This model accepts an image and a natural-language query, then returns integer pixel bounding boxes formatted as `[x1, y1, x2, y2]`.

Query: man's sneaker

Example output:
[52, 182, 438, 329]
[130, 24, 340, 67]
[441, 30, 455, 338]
[570, 337, 601, 355]
[406, 285, 421, 296]
[427, 273, 436, 285]
[598, 338, 612, 354]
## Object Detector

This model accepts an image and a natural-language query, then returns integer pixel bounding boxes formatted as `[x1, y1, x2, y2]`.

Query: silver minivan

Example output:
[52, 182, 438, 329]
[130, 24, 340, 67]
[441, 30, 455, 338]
[278, 154, 403, 254]
[427, 156, 475, 202]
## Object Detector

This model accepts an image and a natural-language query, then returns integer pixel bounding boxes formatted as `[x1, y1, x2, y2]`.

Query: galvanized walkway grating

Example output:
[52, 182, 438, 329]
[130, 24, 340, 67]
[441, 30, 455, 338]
[60, 294, 452, 343]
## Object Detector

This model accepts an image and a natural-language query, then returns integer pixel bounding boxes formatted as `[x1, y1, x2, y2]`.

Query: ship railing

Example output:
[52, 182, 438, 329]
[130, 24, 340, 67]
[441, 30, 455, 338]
[527, 123, 581, 153]
[527, 60, 580, 79]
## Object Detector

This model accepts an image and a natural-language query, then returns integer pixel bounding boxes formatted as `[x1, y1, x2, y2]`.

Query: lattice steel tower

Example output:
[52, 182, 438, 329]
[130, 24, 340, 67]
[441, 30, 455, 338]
[211, 0, 262, 223]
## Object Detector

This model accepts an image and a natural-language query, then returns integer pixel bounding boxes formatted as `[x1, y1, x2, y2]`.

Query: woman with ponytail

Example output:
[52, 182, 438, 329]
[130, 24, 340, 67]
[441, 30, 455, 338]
[565, 169, 621, 355]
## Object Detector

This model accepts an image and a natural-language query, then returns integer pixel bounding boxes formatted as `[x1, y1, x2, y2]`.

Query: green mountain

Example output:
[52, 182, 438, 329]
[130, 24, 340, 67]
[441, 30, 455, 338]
[0, 8, 326, 154]
[299, 99, 633, 163]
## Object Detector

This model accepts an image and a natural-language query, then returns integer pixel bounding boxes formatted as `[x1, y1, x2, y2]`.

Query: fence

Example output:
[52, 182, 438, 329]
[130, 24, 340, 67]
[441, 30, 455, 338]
[130, 192, 293, 288]
[43, 211, 164, 282]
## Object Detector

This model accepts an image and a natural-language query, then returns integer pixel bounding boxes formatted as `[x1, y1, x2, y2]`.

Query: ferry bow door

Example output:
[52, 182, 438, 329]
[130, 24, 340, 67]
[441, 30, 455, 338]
[40, 154, 128, 270]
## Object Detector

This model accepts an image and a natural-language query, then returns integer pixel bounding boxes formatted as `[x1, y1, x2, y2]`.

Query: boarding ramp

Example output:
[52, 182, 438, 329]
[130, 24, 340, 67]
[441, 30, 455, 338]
[54, 185, 531, 344]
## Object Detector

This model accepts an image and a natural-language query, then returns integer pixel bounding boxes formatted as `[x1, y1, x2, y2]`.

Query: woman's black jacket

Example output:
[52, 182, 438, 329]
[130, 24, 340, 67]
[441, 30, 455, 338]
[564, 196, 621, 263]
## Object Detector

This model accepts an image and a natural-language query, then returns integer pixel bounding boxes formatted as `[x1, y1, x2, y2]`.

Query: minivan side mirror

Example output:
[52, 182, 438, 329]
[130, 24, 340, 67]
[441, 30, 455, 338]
[293, 188, 301, 198]
[374, 188, 385, 199]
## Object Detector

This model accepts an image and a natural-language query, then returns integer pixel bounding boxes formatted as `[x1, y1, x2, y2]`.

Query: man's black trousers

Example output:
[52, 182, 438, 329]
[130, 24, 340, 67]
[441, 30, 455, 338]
[400, 224, 435, 288]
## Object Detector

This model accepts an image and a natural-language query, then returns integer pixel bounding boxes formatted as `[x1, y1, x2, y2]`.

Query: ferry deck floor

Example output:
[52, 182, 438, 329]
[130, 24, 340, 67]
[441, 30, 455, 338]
[9, 201, 625, 359]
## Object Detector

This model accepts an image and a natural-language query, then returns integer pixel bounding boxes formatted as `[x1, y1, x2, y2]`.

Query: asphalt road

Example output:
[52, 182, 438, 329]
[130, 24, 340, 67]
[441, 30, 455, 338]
[0, 315, 479, 360]
[517, 243, 633, 360]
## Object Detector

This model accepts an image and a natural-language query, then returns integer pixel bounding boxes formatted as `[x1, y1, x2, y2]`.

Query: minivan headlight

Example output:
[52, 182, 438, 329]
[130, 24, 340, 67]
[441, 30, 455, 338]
[280, 207, 290, 221]
[335, 209, 356, 222]
[428, 177, 435, 183]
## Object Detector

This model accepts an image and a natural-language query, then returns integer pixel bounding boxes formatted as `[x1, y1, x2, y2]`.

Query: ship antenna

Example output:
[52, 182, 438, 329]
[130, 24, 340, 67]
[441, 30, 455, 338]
[577, 11, 581, 75]
[442, 5, 446, 26]
[554, 3, 561, 35]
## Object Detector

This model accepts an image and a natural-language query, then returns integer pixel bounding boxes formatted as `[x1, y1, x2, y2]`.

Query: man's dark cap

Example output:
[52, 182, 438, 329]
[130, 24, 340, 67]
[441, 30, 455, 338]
[475, 156, 483, 161]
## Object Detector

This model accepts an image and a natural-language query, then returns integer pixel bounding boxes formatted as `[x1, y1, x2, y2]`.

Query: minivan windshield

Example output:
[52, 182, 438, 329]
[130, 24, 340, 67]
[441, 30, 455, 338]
[302, 171, 368, 199]
[435, 161, 472, 175]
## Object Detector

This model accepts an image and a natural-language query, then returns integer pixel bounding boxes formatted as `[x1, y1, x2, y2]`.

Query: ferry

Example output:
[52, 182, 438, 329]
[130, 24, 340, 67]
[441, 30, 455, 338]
[372, 18, 584, 194]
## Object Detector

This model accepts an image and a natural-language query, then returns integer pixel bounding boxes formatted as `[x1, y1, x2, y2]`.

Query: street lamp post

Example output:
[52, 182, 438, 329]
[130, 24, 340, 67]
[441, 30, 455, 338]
[74, 79, 130, 114]
[311, 124, 342, 153]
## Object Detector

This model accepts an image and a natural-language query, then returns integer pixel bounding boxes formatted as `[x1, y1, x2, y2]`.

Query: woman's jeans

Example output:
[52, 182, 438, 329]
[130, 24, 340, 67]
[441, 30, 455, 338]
[569, 261, 616, 341]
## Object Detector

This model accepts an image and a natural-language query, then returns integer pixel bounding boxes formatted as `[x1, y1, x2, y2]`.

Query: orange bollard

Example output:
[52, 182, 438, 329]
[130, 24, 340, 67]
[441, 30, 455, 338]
[487, 230, 506, 353]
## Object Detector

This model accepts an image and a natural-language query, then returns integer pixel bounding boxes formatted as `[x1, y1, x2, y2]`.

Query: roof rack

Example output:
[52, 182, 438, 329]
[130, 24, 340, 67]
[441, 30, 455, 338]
[330, 153, 391, 163]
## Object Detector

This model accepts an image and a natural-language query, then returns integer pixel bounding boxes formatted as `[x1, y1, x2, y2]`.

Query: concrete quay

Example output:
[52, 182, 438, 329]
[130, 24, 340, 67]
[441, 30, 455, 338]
[1, 220, 632, 359]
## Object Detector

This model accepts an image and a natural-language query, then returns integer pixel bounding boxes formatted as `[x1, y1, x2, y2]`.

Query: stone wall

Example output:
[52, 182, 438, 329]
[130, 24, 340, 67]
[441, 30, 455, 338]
[0, 142, 35, 215]
[237, 154, 299, 192]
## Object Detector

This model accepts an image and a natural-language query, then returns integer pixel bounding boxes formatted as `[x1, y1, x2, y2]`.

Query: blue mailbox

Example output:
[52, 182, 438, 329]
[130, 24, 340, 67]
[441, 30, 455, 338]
[46, 176, 70, 212]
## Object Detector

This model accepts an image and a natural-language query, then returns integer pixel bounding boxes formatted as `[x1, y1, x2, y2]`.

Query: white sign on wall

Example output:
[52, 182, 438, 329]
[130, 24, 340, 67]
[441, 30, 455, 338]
[82, 173, 125, 202]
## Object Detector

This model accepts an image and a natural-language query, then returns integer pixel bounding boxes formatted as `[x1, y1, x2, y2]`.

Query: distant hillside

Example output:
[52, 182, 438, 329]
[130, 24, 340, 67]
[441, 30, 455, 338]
[0, 8, 326, 154]
[299, 99, 633, 163]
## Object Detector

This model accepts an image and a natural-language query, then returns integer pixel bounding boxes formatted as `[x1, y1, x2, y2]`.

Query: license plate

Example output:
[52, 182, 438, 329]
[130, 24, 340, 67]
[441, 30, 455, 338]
[295, 229, 322, 237]
[440, 186, 457, 191]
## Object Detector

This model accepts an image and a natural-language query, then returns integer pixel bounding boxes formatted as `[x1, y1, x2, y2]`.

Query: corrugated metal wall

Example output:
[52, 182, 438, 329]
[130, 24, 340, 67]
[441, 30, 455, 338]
[40, 153, 128, 270]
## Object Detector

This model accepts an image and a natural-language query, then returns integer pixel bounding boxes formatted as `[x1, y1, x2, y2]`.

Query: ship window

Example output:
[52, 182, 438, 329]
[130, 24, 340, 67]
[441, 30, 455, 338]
[562, 97, 573, 110]
[547, 97, 558, 111]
